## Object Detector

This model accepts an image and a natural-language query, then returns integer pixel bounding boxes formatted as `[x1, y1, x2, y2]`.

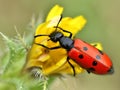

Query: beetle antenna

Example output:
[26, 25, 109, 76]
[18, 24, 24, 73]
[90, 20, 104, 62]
[55, 15, 62, 31]
[34, 34, 49, 38]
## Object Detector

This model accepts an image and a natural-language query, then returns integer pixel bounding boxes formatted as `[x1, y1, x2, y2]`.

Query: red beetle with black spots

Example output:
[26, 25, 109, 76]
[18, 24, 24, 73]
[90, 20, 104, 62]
[34, 16, 114, 76]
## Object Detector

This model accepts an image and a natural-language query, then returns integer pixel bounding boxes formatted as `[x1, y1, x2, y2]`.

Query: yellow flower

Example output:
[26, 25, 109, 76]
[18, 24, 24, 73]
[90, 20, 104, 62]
[24, 5, 103, 76]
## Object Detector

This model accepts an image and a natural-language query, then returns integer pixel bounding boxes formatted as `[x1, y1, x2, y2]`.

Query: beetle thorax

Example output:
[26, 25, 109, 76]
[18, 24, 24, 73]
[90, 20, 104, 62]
[49, 31, 74, 50]
[49, 31, 63, 42]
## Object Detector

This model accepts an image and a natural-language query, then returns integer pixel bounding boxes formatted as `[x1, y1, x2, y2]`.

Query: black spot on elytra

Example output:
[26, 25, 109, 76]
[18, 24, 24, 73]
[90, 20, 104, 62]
[83, 46, 88, 51]
[78, 54, 84, 59]
[92, 61, 97, 66]
[96, 55, 101, 60]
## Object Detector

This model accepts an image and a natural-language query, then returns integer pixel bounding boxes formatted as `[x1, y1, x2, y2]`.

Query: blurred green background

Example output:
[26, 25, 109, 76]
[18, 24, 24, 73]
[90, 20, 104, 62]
[0, 0, 120, 90]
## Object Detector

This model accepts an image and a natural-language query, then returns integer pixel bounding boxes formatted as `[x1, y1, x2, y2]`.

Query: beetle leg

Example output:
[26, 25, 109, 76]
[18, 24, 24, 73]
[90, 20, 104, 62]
[87, 68, 95, 74]
[87, 70, 91, 74]
[34, 34, 49, 38]
[54, 26, 73, 38]
[67, 57, 76, 76]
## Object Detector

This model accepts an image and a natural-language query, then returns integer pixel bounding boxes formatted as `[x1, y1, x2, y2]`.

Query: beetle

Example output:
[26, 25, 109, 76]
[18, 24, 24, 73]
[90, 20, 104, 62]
[34, 16, 114, 76]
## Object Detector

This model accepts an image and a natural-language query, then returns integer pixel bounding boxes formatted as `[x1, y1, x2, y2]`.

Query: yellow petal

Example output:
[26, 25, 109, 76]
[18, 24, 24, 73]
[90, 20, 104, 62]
[24, 60, 44, 69]
[50, 59, 84, 75]
[90, 42, 103, 51]
[59, 16, 87, 37]
[42, 56, 67, 75]
[46, 5, 63, 22]
[69, 16, 87, 36]
[47, 15, 62, 28]
[35, 22, 49, 43]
